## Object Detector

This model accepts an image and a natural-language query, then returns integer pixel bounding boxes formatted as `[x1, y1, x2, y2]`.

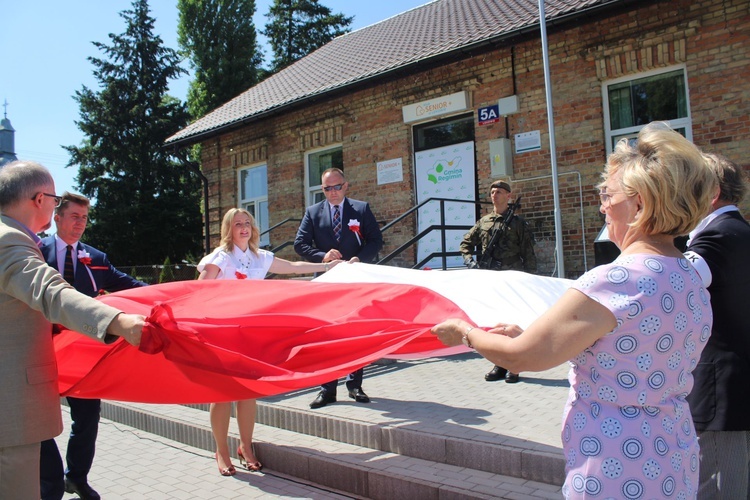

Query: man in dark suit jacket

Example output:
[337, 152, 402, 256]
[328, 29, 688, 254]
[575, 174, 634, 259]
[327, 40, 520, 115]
[684, 153, 750, 499]
[295, 167, 383, 409]
[0, 161, 143, 499]
[39, 192, 147, 500]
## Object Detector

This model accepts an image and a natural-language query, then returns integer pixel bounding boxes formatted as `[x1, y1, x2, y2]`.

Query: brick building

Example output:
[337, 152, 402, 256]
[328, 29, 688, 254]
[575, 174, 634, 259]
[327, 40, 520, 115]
[166, 0, 749, 278]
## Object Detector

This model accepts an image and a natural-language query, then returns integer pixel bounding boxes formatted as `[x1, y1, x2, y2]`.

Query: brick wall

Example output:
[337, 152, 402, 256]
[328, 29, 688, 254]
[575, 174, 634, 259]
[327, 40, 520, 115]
[199, 0, 749, 278]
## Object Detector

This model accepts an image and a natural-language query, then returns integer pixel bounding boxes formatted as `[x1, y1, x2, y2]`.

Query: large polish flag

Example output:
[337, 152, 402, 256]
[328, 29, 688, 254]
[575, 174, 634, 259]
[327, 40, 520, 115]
[54, 263, 572, 403]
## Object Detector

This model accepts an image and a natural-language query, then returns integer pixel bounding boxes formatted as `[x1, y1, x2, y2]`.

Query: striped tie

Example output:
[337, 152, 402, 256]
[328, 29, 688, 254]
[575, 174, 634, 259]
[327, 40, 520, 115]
[333, 205, 341, 242]
[64, 245, 75, 284]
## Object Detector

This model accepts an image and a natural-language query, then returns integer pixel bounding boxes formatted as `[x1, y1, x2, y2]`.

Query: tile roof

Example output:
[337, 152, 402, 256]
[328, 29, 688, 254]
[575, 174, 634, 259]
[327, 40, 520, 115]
[166, 0, 625, 146]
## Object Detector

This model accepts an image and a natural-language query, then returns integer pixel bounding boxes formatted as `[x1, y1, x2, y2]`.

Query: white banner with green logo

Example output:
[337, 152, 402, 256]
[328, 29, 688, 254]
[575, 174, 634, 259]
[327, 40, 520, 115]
[414, 141, 476, 269]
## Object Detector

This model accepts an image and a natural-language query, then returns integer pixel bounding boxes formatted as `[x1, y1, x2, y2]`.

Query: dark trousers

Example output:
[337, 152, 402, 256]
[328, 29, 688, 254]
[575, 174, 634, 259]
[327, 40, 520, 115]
[40, 397, 101, 499]
[321, 368, 364, 395]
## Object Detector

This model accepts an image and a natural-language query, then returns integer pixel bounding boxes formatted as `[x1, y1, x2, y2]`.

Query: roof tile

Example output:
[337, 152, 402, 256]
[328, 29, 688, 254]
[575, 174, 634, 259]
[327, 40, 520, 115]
[167, 0, 615, 145]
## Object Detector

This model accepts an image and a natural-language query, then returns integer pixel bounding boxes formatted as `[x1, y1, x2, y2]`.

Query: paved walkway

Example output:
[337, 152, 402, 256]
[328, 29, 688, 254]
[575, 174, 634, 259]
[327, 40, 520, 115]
[57, 407, 354, 499]
[56, 353, 572, 498]
[264, 352, 570, 451]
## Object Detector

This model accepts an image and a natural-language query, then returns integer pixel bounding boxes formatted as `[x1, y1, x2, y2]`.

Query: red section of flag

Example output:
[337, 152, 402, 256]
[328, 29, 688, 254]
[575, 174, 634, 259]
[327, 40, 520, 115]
[55, 280, 471, 403]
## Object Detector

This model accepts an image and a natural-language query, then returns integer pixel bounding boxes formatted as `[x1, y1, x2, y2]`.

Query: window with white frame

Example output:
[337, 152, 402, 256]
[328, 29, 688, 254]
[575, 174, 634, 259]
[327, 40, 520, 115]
[238, 164, 269, 247]
[305, 145, 343, 206]
[603, 66, 692, 154]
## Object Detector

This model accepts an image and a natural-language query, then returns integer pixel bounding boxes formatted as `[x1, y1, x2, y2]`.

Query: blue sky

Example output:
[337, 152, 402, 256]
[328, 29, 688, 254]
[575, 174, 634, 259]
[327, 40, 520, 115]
[3, 0, 430, 196]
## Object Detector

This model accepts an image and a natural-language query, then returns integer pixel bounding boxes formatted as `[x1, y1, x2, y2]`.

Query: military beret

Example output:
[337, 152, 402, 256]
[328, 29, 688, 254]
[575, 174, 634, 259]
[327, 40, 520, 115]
[490, 181, 512, 193]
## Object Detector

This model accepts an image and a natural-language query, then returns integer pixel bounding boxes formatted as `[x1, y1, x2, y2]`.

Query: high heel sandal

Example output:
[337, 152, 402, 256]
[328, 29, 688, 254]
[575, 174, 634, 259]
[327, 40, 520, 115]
[215, 452, 236, 476]
[237, 445, 263, 471]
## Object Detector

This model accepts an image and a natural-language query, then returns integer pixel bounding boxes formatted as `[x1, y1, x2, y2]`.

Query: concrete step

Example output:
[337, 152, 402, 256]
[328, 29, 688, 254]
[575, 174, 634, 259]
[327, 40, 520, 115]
[98, 400, 562, 499]
[89, 354, 570, 498]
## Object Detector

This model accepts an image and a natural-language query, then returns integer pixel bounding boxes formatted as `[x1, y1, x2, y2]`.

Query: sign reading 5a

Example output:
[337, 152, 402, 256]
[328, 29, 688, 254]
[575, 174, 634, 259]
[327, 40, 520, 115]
[478, 104, 500, 126]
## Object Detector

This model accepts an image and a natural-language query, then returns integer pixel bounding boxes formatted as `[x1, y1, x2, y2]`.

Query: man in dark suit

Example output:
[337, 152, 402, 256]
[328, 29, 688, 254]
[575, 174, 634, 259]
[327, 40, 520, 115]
[295, 167, 383, 408]
[39, 192, 147, 500]
[0, 161, 143, 499]
[684, 153, 750, 499]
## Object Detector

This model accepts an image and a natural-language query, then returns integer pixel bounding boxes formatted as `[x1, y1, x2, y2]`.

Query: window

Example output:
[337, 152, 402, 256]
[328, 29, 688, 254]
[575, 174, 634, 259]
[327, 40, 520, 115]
[238, 164, 269, 247]
[305, 145, 343, 206]
[414, 114, 474, 152]
[603, 66, 692, 154]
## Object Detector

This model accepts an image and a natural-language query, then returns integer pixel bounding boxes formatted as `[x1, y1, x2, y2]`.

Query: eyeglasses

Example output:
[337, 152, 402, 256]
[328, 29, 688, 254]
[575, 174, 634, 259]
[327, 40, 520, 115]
[32, 192, 63, 207]
[322, 184, 344, 192]
[598, 191, 625, 207]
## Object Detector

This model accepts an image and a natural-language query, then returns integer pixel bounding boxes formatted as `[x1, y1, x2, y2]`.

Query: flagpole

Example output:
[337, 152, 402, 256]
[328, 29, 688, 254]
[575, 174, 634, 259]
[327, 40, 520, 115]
[538, 0, 566, 278]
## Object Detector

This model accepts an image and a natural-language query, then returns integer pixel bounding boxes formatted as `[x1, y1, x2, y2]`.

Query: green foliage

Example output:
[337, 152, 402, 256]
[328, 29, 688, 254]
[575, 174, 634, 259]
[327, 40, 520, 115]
[177, 0, 264, 119]
[263, 0, 353, 73]
[158, 256, 176, 283]
[65, 0, 203, 267]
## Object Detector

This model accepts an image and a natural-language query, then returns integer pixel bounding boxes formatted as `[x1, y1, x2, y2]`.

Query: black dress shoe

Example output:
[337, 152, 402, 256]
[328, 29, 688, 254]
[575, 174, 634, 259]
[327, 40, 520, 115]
[348, 388, 370, 403]
[505, 372, 520, 384]
[485, 365, 508, 381]
[310, 391, 336, 409]
[65, 478, 101, 500]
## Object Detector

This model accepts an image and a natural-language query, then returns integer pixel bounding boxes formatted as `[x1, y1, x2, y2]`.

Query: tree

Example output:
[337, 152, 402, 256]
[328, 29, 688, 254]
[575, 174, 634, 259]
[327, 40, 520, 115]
[177, 0, 264, 119]
[263, 0, 353, 73]
[65, 0, 202, 266]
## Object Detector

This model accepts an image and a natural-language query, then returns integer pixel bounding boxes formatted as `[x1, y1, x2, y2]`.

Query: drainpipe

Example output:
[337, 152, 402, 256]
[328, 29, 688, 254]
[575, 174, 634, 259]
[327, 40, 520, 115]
[172, 146, 210, 256]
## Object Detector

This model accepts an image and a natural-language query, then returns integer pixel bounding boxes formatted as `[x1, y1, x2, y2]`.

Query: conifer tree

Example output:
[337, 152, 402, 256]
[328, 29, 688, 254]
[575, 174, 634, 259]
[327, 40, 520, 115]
[177, 0, 264, 119]
[263, 0, 353, 73]
[65, 0, 202, 266]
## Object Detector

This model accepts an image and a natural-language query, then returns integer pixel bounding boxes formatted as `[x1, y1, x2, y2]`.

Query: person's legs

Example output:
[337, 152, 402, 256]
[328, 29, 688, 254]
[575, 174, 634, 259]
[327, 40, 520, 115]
[345, 368, 364, 391]
[236, 399, 261, 470]
[0, 442, 41, 499]
[40, 438, 65, 500]
[65, 397, 100, 484]
[310, 380, 338, 408]
[485, 365, 507, 381]
[209, 402, 234, 475]
[345, 369, 370, 402]
[697, 430, 750, 499]
[321, 379, 338, 395]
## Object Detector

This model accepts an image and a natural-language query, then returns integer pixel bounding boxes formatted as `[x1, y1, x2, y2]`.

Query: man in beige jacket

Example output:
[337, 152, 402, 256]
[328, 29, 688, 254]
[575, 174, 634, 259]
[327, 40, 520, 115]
[0, 160, 143, 499]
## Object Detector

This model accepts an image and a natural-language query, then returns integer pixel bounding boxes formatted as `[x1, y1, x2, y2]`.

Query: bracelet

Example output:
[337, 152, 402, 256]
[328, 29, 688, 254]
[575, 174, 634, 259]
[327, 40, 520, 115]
[324, 262, 329, 272]
[462, 325, 476, 349]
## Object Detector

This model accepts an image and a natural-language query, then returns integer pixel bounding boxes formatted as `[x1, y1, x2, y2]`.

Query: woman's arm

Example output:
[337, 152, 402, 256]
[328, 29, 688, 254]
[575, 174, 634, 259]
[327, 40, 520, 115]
[198, 263, 221, 280]
[268, 257, 342, 275]
[432, 288, 617, 373]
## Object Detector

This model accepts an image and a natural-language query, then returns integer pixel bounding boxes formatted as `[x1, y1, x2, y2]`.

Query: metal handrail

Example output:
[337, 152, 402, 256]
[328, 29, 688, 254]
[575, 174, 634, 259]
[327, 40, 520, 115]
[377, 223, 472, 267]
[260, 217, 301, 237]
[259, 217, 301, 254]
[262, 200, 488, 271]
[377, 197, 490, 270]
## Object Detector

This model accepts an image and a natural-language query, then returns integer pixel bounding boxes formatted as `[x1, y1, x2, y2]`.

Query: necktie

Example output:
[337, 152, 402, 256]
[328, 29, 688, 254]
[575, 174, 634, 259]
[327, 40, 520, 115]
[64, 245, 75, 284]
[333, 205, 342, 242]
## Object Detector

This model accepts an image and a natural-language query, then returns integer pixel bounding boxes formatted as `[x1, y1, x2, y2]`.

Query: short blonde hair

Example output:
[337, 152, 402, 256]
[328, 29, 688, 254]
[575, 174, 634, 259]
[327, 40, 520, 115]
[600, 122, 717, 236]
[219, 208, 260, 255]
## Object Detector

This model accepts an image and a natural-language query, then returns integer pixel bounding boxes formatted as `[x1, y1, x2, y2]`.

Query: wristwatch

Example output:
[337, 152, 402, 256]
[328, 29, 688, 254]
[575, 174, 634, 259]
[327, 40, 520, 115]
[462, 325, 475, 349]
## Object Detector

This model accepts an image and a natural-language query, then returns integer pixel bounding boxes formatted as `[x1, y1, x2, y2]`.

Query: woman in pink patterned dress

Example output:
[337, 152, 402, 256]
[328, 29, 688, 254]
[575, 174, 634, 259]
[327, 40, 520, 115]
[197, 208, 341, 476]
[433, 122, 718, 499]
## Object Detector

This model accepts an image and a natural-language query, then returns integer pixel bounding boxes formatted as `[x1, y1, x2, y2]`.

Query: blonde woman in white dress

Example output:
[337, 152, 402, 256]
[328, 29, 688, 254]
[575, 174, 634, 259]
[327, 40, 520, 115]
[197, 208, 342, 476]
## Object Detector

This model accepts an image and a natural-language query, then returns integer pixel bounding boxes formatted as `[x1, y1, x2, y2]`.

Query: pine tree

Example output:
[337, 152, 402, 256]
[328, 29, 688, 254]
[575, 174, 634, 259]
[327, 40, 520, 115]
[158, 256, 176, 283]
[263, 0, 353, 73]
[178, 0, 264, 119]
[65, 0, 202, 266]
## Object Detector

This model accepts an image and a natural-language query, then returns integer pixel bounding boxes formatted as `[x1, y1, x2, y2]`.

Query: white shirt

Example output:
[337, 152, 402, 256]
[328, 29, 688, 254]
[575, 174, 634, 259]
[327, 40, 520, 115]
[54, 234, 79, 274]
[682, 205, 739, 288]
[329, 201, 344, 223]
[197, 246, 275, 280]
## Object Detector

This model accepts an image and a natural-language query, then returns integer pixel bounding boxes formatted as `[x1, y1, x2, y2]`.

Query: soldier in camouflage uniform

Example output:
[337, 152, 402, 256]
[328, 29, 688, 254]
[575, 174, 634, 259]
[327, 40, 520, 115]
[459, 180, 537, 383]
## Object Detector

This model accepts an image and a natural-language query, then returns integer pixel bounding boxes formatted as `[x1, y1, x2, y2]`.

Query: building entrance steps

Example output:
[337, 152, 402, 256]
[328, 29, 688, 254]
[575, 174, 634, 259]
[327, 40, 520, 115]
[94, 353, 569, 498]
